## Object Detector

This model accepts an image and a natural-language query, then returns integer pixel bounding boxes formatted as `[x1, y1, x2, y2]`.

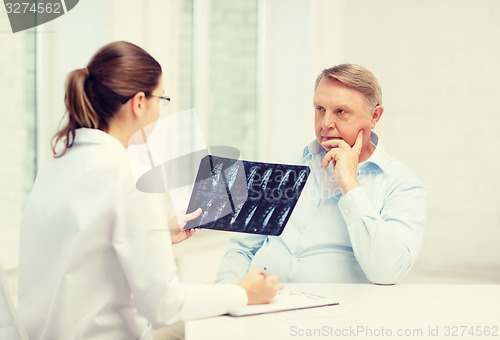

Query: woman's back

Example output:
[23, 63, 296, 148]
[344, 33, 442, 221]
[18, 128, 156, 339]
[16, 40, 282, 339]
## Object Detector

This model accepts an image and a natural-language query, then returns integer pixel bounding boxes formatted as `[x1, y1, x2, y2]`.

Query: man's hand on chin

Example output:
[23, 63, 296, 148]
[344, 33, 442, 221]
[320, 130, 363, 195]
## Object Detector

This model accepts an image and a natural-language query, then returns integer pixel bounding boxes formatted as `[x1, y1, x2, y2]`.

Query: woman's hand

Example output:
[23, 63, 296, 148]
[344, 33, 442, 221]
[168, 208, 202, 244]
[237, 268, 284, 305]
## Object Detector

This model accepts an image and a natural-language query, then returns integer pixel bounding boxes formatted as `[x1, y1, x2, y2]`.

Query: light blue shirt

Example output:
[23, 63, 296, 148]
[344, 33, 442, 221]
[215, 132, 426, 284]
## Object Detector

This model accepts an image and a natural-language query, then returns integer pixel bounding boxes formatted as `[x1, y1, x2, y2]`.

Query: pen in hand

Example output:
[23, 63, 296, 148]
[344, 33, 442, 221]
[237, 268, 284, 305]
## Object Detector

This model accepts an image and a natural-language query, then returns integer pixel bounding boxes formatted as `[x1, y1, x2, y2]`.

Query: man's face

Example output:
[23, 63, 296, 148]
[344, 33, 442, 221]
[313, 77, 381, 158]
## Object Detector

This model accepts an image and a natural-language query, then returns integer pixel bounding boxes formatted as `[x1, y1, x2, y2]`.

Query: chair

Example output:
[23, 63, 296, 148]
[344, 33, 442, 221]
[0, 263, 28, 340]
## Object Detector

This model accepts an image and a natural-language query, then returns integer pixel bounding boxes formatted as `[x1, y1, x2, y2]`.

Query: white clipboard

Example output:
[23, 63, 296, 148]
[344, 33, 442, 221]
[228, 289, 339, 317]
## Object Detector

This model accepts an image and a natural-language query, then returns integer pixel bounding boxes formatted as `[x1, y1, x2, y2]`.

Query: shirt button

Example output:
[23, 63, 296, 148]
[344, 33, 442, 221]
[293, 257, 300, 263]
[344, 209, 349, 214]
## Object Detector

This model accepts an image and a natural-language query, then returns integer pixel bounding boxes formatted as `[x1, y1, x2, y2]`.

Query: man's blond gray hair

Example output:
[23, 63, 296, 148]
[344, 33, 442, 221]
[315, 64, 382, 112]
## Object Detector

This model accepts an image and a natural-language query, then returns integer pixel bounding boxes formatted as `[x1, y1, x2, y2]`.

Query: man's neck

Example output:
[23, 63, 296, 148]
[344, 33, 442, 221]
[359, 142, 376, 163]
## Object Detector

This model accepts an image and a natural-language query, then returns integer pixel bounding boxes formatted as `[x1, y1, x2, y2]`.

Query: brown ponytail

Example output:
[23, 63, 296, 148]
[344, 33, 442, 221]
[52, 41, 162, 157]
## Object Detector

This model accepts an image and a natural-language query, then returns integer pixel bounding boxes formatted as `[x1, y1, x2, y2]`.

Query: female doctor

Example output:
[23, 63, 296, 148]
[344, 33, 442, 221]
[17, 41, 282, 340]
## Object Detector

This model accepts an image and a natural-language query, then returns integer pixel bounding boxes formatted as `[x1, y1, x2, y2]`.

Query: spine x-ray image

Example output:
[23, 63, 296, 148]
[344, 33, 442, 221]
[185, 155, 310, 236]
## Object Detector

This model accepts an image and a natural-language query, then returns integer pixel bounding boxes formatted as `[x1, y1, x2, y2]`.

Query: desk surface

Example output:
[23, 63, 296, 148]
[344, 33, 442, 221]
[186, 284, 500, 340]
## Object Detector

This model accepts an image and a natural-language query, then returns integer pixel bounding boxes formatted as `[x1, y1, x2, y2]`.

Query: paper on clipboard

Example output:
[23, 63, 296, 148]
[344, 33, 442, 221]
[228, 289, 339, 317]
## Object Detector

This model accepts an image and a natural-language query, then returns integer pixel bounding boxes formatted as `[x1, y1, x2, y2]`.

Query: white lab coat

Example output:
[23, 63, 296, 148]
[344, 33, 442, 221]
[18, 128, 246, 340]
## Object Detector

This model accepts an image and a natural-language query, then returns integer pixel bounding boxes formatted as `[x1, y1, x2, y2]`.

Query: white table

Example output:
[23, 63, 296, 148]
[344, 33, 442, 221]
[186, 284, 500, 340]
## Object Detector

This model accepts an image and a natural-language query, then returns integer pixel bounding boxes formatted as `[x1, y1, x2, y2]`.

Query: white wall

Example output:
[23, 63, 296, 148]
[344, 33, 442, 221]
[0, 7, 36, 299]
[27, 0, 500, 284]
[261, 0, 500, 280]
[257, 0, 316, 161]
[37, 0, 183, 165]
[36, 0, 110, 164]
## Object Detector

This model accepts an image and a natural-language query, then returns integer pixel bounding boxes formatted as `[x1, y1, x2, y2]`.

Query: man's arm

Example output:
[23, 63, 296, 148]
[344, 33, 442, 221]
[215, 233, 267, 283]
[321, 131, 426, 284]
[338, 183, 426, 284]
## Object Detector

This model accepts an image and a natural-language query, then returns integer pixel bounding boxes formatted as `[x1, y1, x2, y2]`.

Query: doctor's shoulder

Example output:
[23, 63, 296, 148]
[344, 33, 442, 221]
[45, 138, 133, 193]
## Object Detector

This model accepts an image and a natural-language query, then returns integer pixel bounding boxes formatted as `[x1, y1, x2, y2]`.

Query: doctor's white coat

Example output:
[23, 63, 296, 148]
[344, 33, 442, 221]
[17, 128, 246, 340]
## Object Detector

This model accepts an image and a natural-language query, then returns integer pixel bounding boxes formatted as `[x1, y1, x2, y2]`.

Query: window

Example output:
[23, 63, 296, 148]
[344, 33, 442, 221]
[180, 0, 259, 160]
[0, 15, 36, 270]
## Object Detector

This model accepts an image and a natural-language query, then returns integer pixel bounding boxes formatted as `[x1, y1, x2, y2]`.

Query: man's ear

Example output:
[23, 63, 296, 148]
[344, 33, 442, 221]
[130, 92, 147, 119]
[370, 105, 384, 129]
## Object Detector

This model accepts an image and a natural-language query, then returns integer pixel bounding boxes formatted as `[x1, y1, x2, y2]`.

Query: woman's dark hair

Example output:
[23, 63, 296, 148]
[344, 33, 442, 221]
[52, 41, 162, 156]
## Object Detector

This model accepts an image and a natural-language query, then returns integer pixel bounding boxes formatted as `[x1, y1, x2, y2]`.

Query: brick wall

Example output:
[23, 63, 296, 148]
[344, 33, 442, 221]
[0, 11, 36, 300]
[0, 15, 36, 233]
[205, 0, 258, 160]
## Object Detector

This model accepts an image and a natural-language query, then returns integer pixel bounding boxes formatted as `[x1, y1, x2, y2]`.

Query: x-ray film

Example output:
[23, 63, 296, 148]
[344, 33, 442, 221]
[185, 155, 310, 236]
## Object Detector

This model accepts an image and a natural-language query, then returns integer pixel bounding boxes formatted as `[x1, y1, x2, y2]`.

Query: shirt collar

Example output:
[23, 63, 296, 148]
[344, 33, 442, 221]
[305, 138, 325, 157]
[303, 131, 393, 173]
[73, 128, 127, 154]
[361, 132, 393, 173]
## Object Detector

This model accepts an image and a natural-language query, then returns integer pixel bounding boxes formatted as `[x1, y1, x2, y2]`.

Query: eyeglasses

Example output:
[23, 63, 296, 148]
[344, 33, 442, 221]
[150, 95, 171, 107]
